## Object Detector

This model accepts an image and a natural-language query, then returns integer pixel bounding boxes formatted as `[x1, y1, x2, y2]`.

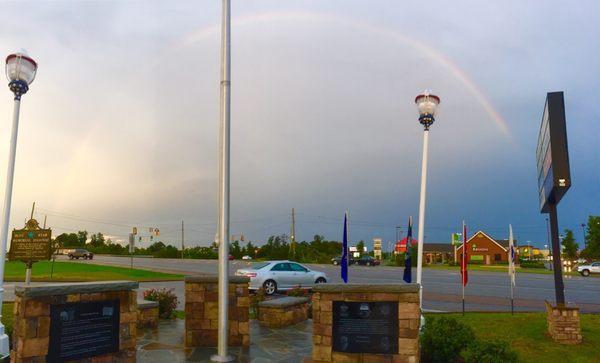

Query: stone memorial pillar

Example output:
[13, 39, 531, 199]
[545, 301, 582, 344]
[184, 275, 250, 347]
[11, 281, 139, 363]
[312, 283, 420, 363]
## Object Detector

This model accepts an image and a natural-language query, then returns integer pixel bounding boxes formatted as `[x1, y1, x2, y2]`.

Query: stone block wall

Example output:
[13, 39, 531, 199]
[137, 300, 159, 330]
[258, 296, 310, 328]
[184, 275, 250, 347]
[10, 281, 139, 363]
[545, 301, 582, 344]
[312, 284, 420, 363]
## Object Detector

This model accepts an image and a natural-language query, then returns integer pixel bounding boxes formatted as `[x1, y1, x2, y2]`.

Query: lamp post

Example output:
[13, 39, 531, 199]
[414, 91, 440, 306]
[212, 0, 234, 362]
[0, 51, 38, 358]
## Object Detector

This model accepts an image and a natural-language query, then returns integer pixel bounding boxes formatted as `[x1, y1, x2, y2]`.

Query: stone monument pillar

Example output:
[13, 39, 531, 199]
[312, 283, 420, 362]
[11, 281, 139, 362]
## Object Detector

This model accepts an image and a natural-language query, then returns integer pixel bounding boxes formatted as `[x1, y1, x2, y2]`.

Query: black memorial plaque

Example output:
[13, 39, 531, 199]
[332, 301, 398, 354]
[48, 300, 120, 362]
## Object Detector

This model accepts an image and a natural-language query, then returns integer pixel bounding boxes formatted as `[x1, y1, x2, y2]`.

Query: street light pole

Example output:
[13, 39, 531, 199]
[212, 0, 233, 362]
[414, 92, 440, 307]
[0, 51, 37, 358]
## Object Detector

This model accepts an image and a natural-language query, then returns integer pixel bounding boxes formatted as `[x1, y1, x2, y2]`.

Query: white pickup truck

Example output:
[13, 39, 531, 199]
[577, 262, 600, 276]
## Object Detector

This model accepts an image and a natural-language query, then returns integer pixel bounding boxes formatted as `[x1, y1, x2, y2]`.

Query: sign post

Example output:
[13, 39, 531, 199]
[536, 92, 570, 305]
[8, 218, 52, 283]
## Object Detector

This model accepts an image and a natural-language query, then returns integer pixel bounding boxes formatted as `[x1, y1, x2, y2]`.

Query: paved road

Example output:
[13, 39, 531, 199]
[41, 255, 600, 312]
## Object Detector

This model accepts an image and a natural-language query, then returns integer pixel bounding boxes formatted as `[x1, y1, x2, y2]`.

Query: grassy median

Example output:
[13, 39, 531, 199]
[4, 261, 183, 282]
[428, 312, 600, 363]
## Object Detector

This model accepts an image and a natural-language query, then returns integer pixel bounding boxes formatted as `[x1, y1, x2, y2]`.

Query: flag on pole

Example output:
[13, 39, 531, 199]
[509, 224, 516, 287]
[341, 212, 349, 283]
[461, 222, 468, 287]
[508, 224, 516, 314]
[403, 217, 413, 283]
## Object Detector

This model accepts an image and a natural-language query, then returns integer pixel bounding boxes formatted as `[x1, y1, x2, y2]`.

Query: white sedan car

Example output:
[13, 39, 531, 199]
[578, 262, 600, 277]
[236, 260, 328, 295]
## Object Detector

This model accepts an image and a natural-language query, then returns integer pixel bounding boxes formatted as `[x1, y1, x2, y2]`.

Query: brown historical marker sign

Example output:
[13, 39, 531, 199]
[8, 219, 52, 262]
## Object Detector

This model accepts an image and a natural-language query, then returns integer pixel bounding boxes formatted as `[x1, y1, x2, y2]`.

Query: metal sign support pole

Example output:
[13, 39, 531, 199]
[548, 203, 565, 305]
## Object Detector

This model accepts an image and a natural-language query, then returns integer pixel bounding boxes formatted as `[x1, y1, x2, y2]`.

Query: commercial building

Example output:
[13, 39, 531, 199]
[373, 238, 382, 260]
[455, 230, 511, 265]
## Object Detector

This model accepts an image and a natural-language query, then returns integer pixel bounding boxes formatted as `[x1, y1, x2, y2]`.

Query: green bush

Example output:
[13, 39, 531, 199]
[520, 261, 545, 269]
[143, 288, 178, 319]
[420, 316, 475, 363]
[463, 340, 518, 363]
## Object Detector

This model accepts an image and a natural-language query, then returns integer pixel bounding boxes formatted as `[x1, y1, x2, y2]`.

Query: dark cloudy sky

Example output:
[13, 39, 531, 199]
[0, 0, 598, 249]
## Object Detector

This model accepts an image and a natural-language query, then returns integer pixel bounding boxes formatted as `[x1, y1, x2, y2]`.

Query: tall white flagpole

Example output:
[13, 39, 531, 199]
[212, 0, 233, 361]
[509, 224, 515, 315]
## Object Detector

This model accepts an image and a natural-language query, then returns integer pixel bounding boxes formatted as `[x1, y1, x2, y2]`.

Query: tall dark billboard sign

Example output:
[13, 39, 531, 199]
[536, 92, 571, 212]
[536, 91, 570, 305]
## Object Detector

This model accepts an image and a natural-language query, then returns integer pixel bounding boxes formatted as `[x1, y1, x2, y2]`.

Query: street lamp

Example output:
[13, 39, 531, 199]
[0, 51, 38, 358]
[414, 91, 440, 306]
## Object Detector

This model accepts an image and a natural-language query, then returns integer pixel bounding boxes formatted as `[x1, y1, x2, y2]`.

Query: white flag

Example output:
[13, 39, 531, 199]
[509, 224, 516, 287]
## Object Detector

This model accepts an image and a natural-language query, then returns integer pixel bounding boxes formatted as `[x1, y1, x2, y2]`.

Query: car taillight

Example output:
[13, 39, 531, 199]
[245, 273, 257, 277]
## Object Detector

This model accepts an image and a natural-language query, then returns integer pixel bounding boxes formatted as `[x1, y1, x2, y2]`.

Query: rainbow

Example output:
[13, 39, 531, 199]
[175, 10, 510, 136]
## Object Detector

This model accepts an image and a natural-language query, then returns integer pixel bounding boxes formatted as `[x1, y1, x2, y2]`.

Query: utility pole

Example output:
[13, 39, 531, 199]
[181, 220, 185, 259]
[290, 208, 296, 260]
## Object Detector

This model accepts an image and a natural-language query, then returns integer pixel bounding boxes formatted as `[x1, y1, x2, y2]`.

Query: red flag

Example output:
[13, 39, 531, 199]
[461, 222, 468, 286]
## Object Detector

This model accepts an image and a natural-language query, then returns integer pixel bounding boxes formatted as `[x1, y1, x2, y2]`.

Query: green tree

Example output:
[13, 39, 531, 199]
[77, 230, 88, 247]
[230, 240, 242, 259]
[55, 233, 79, 247]
[89, 233, 106, 248]
[356, 240, 365, 255]
[561, 229, 578, 260]
[581, 216, 600, 260]
[244, 241, 256, 258]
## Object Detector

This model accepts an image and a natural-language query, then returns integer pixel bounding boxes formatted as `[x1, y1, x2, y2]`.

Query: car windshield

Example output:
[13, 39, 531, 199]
[250, 262, 270, 270]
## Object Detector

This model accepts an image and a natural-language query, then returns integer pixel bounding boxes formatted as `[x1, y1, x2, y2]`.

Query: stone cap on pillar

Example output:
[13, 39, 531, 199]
[184, 274, 249, 284]
[313, 283, 420, 293]
[14, 280, 139, 298]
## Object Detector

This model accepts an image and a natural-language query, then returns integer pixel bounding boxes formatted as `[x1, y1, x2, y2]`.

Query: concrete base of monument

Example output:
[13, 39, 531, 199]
[545, 300, 582, 344]
[311, 283, 421, 363]
[11, 281, 139, 363]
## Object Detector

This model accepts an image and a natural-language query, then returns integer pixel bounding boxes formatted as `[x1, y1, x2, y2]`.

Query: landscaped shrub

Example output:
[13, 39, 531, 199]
[143, 288, 178, 319]
[462, 340, 518, 363]
[520, 261, 546, 269]
[420, 316, 475, 363]
[287, 286, 309, 297]
[250, 288, 266, 318]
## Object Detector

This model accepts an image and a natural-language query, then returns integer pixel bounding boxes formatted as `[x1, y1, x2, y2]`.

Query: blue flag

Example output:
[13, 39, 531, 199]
[403, 217, 413, 283]
[341, 212, 349, 283]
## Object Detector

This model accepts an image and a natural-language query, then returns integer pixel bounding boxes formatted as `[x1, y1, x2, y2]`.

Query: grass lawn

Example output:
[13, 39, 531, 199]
[423, 264, 589, 276]
[427, 312, 600, 363]
[4, 261, 183, 282]
[1, 302, 12, 340]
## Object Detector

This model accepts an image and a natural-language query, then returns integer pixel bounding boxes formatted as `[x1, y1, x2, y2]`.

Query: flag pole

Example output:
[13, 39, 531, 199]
[509, 224, 515, 315]
[461, 220, 466, 316]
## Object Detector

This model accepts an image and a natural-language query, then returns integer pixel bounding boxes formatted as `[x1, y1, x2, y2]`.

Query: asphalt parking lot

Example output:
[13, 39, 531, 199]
[51, 255, 600, 313]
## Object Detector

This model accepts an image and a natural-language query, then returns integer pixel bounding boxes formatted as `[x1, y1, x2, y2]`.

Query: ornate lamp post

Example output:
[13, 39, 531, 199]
[0, 51, 38, 358]
[414, 91, 440, 306]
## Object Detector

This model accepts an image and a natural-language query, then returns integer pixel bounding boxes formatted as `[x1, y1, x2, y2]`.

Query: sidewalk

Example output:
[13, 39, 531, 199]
[137, 319, 312, 362]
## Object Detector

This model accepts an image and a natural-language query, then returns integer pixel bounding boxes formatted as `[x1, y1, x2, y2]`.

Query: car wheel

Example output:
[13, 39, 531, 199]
[315, 277, 326, 284]
[366, 261, 371, 266]
[333, 260, 338, 266]
[69, 255, 74, 260]
[582, 269, 590, 277]
[263, 280, 277, 295]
